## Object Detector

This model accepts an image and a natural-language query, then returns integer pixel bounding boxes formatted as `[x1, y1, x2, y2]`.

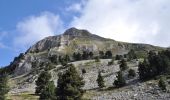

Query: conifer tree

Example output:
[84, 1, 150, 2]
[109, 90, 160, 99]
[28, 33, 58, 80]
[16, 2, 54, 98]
[120, 59, 128, 71]
[105, 50, 112, 58]
[113, 71, 126, 87]
[56, 64, 85, 100]
[96, 71, 105, 88]
[0, 74, 9, 100]
[35, 71, 52, 95]
[158, 77, 166, 91]
[39, 81, 56, 100]
[99, 51, 105, 59]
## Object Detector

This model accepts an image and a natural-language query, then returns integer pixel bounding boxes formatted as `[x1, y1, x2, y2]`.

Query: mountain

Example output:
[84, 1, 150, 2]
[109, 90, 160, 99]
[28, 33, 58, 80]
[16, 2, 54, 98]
[8, 27, 162, 76]
[2, 27, 169, 99]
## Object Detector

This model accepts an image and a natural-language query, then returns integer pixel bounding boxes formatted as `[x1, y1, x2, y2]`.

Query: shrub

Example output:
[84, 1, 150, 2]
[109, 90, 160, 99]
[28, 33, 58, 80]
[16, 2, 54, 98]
[82, 69, 86, 74]
[128, 69, 136, 78]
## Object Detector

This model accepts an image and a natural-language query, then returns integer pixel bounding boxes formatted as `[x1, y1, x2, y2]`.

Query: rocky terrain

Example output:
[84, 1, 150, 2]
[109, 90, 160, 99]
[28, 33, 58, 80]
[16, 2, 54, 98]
[2, 27, 169, 100]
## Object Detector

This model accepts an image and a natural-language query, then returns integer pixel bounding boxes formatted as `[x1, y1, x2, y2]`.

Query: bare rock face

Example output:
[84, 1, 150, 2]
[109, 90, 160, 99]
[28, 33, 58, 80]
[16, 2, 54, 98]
[14, 55, 35, 76]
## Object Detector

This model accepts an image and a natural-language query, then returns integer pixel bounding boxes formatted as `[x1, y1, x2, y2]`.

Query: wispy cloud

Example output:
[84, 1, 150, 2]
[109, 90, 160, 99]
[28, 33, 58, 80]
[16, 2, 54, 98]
[66, 3, 83, 13]
[14, 12, 64, 51]
[0, 42, 8, 49]
[70, 0, 170, 47]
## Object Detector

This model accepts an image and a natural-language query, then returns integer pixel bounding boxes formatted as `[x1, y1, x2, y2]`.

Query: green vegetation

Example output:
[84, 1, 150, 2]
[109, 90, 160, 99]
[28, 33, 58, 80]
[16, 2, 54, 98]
[113, 71, 126, 87]
[105, 50, 112, 59]
[35, 70, 55, 100]
[96, 71, 105, 88]
[39, 81, 55, 100]
[82, 69, 86, 74]
[115, 55, 123, 60]
[119, 59, 128, 71]
[127, 49, 137, 60]
[108, 58, 114, 66]
[158, 77, 167, 91]
[0, 74, 9, 100]
[99, 51, 105, 59]
[128, 69, 136, 78]
[56, 64, 85, 100]
[95, 56, 100, 62]
[138, 50, 170, 80]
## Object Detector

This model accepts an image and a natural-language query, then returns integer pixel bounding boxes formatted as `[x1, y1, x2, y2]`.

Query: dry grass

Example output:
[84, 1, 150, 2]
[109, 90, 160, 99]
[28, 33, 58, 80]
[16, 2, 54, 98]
[7, 92, 39, 100]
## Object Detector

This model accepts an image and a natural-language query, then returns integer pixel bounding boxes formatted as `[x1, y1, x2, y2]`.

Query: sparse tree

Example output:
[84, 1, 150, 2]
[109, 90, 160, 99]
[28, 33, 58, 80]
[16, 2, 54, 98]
[96, 72, 105, 88]
[82, 69, 86, 74]
[115, 55, 123, 60]
[128, 69, 136, 78]
[95, 56, 100, 62]
[89, 52, 94, 59]
[127, 49, 137, 60]
[105, 50, 112, 59]
[35, 71, 52, 95]
[113, 71, 126, 87]
[64, 55, 70, 63]
[56, 64, 85, 100]
[49, 55, 58, 64]
[108, 58, 114, 66]
[0, 74, 9, 100]
[158, 77, 166, 91]
[39, 81, 56, 100]
[120, 59, 128, 71]
[82, 51, 89, 60]
[99, 51, 105, 59]
[73, 52, 82, 61]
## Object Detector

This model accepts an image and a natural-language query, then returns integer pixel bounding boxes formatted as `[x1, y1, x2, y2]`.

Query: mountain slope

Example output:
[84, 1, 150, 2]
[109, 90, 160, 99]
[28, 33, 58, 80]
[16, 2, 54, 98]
[5, 27, 164, 76]
[2, 28, 168, 99]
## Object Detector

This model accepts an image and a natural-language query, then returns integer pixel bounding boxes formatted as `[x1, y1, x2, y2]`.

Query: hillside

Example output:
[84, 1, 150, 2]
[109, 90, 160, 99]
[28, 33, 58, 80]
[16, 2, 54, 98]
[1, 27, 169, 100]
[7, 27, 163, 76]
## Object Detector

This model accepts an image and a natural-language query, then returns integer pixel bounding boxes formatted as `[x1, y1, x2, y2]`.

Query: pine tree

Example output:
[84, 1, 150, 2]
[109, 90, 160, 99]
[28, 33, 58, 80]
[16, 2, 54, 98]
[0, 74, 9, 100]
[138, 59, 152, 80]
[158, 77, 166, 91]
[95, 56, 100, 62]
[64, 55, 70, 63]
[127, 49, 137, 60]
[73, 52, 82, 61]
[35, 71, 52, 95]
[89, 52, 94, 59]
[96, 72, 105, 88]
[39, 81, 56, 100]
[82, 51, 89, 60]
[128, 69, 136, 78]
[119, 59, 128, 71]
[56, 64, 85, 100]
[108, 58, 114, 65]
[105, 50, 112, 58]
[99, 51, 105, 59]
[113, 71, 126, 87]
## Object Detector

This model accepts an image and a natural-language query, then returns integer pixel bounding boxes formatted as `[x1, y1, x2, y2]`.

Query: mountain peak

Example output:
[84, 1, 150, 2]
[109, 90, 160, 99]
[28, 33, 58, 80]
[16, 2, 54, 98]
[63, 27, 92, 37]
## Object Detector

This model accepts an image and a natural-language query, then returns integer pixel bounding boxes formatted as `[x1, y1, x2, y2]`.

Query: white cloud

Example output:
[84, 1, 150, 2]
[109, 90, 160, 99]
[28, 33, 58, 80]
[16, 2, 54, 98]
[66, 3, 83, 12]
[70, 0, 170, 47]
[14, 12, 64, 50]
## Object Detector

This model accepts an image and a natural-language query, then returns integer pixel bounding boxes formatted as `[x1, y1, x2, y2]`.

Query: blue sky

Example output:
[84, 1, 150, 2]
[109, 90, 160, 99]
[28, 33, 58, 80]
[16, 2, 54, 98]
[0, 0, 81, 66]
[1, 0, 170, 66]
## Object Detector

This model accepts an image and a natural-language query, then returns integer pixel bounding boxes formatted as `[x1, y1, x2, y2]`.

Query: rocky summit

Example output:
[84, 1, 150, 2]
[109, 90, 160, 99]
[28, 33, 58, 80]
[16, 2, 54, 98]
[1, 28, 170, 100]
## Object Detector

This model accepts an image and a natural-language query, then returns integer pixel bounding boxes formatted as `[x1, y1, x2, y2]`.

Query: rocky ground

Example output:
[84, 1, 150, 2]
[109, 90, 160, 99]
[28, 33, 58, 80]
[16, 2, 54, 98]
[8, 59, 170, 100]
